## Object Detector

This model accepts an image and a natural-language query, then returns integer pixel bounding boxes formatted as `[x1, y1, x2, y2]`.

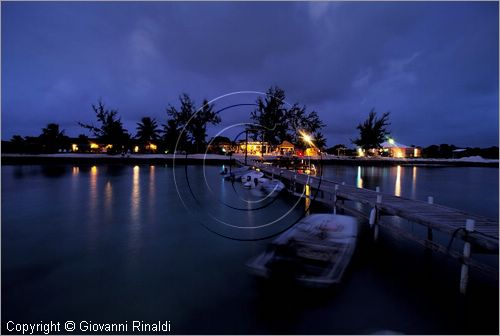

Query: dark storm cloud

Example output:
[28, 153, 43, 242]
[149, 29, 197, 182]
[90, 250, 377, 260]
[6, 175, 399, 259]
[2, 2, 498, 147]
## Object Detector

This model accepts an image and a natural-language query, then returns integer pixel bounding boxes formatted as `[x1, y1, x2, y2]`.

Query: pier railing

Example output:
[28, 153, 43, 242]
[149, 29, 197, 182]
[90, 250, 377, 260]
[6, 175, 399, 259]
[240, 158, 499, 294]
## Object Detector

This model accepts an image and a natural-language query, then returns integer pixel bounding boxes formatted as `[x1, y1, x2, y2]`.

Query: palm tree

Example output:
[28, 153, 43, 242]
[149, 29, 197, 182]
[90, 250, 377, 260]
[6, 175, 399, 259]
[39, 123, 68, 153]
[136, 117, 161, 145]
[135, 117, 161, 153]
[313, 131, 327, 150]
[9, 135, 26, 153]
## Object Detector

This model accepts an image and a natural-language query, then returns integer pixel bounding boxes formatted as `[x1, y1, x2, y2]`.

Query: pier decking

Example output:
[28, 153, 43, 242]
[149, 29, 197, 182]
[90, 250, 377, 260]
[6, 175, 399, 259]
[242, 159, 499, 293]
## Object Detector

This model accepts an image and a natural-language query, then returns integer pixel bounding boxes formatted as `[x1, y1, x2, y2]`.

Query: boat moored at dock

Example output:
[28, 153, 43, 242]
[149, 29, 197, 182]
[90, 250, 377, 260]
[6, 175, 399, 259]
[247, 214, 359, 287]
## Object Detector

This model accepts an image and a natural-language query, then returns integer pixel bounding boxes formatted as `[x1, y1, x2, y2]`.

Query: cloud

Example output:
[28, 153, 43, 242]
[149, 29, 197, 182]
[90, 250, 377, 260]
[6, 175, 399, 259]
[1, 2, 498, 147]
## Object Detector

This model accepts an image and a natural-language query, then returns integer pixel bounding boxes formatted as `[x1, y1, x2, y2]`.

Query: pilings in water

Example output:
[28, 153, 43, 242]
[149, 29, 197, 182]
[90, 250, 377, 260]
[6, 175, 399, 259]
[460, 219, 475, 294]
[426, 196, 434, 243]
[245, 160, 498, 294]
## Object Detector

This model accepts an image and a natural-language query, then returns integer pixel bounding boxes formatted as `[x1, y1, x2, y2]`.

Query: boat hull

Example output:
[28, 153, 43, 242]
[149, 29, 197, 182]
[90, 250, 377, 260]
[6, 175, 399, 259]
[247, 214, 358, 287]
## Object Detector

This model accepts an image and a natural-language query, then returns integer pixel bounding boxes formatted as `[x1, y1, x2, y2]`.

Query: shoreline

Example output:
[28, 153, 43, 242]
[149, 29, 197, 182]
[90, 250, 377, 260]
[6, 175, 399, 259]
[1, 153, 498, 167]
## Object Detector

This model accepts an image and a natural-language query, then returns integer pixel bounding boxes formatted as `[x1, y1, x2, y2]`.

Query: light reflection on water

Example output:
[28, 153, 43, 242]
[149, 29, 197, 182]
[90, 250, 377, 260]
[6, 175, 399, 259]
[1, 164, 498, 334]
[104, 180, 113, 221]
[148, 165, 155, 216]
[130, 165, 141, 256]
[395, 165, 402, 197]
[304, 183, 311, 215]
[412, 166, 417, 199]
[88, 165, 98, 250]
[356, 166, 363, 189]
[321, 165, 498, 218]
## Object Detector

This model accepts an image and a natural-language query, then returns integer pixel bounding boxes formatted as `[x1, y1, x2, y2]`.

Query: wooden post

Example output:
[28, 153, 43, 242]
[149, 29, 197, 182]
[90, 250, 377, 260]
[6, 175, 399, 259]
[369, 208, 376, 227]
[244, 129, 248, 166]
[427, 196, 434, 241]
[460, 219, 475, 294]
[374, 193, 382, 240]
[333, 184, 339, 214]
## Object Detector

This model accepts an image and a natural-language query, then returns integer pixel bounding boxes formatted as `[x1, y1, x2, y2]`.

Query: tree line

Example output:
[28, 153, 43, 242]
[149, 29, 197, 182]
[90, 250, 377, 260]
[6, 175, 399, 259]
[4, 85, 497, 159]
[326, 110, 498, 159]
[4, 86, 327, 155]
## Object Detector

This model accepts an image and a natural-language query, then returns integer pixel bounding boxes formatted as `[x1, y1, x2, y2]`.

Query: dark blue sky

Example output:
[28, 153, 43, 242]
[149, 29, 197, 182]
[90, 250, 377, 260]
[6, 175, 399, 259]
[2, 1, 498, 147]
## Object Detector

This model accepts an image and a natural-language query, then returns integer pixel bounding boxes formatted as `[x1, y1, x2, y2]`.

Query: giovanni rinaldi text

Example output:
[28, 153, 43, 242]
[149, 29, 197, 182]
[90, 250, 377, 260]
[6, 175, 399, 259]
[6, 320, 172, 334]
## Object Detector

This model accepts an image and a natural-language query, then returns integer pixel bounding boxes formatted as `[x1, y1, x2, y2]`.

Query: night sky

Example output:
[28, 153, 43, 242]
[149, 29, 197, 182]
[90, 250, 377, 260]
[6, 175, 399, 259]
[2, 1, 498, 147]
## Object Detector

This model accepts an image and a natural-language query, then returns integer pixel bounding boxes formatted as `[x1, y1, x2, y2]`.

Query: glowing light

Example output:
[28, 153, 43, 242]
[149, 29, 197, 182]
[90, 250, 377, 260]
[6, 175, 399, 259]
[90, 143, 99, 149]
[88, 165, 98, 251]
[71, 144, 78, 152]
[104, 180, 113, 219]
[395, 165, 402, 196]
[149, 165, 155, 211]
[304, 148, 318, 157]
[356, 166, 363, 189]
[240, 142, 264, 154]
[130, 165, 141, 255]
[393, 148, 404, 158]
[149, 143, 157, 151]
[305, 184, 311, 215]
[357, 148, 365, 157]
[388, 138, 395, 145]
[411, 166, 417, 199]
[413, 148, 419, 157]
[134, 146, 139, 153]
[300, 131, 314, 146]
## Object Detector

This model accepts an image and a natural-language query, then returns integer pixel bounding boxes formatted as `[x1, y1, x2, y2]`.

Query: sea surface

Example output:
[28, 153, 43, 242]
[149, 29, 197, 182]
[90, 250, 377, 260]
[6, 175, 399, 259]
[2, 163, 498, 334]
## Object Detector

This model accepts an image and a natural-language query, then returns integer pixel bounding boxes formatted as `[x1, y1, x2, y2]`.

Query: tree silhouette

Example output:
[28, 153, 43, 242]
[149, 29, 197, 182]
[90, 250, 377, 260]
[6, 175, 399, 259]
[165, 94, 220, 153]
[162, 119, 187, 153]
[312, 131, 327, 150]
[75, 134, 90, 152]
[136, 117, 161, 145]
[190, 99, 220, 153]
[39, 123, 68, 153]
[251, 86, 325, 147]
[250, 86, 288, 146]
[79, 100, 130, 153]
[352, 109, 391, 153]
[8, 135, 26, 153]
[286, 103, 325, 147]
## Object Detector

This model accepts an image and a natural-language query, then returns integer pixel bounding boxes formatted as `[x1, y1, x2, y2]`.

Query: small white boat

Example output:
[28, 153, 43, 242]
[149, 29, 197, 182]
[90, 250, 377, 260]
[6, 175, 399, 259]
[261, 179, 285, 195]
[247, 214, 358, 287]
[242, 175, 268, 189]
[223, 166, 250, 179]
[240, 171, 264, 183]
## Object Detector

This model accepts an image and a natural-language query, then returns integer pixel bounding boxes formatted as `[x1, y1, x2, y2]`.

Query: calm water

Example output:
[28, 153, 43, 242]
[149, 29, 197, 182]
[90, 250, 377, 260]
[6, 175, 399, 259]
[2, 164, 498, 334]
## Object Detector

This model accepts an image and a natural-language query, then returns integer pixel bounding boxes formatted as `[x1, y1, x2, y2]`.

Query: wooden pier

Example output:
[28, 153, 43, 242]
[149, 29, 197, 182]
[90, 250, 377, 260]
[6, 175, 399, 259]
[242, 159, 499, 293]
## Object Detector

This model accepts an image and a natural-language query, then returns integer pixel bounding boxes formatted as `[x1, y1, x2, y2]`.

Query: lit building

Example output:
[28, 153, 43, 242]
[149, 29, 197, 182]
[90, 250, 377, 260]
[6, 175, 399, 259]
[381, 139, 421, 158]
[238, 141, 269, 155]
[304, 147, 320, 156]
[278, 141, 295, 155]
